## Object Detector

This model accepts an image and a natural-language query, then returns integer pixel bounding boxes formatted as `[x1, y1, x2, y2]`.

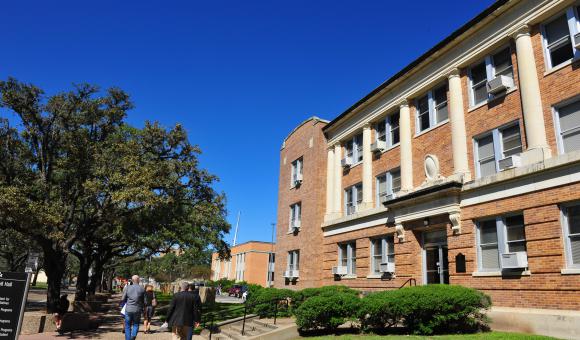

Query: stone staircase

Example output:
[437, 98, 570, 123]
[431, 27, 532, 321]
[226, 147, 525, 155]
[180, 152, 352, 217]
[202, 316, 279, 340]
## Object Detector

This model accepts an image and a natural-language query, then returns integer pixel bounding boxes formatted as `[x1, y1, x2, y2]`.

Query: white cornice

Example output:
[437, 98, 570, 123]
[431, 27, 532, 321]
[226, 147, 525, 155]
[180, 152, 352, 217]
[326, 0, 570, 144]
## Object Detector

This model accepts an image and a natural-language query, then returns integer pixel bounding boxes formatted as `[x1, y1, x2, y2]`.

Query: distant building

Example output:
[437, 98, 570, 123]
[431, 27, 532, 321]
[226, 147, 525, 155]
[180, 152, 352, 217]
[211, 241, 275, 287]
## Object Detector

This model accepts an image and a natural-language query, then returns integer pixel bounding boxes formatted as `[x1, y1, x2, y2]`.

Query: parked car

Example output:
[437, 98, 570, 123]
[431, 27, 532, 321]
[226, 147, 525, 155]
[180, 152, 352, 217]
[228, 285, 243, 298]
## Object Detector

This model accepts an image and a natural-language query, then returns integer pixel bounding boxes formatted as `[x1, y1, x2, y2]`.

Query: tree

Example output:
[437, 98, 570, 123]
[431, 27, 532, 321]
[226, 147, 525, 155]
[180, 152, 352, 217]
[0, 78, 230, 310]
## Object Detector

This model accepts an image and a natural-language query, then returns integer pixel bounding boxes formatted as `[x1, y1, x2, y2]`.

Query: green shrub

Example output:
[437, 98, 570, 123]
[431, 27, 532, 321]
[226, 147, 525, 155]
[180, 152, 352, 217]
[247, 287, 296, 318]
[295, 292, 361, 331]
[358, 285, 491, 335]
[293, 285, 359, 309]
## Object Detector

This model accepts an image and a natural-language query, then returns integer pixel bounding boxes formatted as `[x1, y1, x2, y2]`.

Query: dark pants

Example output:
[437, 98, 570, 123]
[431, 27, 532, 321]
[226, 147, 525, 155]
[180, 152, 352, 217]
[124, 311, 141, 340]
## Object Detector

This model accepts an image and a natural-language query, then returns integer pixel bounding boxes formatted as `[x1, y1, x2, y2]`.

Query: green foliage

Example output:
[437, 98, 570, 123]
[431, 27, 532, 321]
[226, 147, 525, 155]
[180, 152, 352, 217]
[295, 292, 361, 331]
[247, 287, 296, 318]
[293, 285, 359, 309]
[358, 285, 491, 335]
[299, 332, 557, 340]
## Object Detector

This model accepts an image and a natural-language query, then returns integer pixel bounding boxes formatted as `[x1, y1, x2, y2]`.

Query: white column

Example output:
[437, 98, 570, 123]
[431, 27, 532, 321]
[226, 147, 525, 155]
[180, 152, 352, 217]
[325, 146, 335, 221]
[333, 143, 343, 216]
[448, 68, 471, 181]
[513, 25, 551, 164]
[361, 124, 373, 210]
[399, 100, 413, 192]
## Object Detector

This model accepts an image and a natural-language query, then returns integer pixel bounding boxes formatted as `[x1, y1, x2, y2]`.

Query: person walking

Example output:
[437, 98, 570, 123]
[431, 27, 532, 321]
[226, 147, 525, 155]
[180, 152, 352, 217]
[143, 284, 157, 334]
[53, 294, 70, 333]
[166, 282, 196, 340]
[187, 284, 203, 340]
[121, 275, 146, 340]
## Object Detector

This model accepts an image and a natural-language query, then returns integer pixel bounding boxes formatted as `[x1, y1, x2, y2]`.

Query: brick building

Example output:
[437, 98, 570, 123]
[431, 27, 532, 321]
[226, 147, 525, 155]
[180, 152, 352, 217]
[211, 241, 275, 287]
[276, 0, 580, 335]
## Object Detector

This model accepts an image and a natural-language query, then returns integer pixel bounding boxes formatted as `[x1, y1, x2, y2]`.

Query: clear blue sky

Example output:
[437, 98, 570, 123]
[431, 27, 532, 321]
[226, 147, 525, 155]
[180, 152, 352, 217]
[0, 0, 494, 245]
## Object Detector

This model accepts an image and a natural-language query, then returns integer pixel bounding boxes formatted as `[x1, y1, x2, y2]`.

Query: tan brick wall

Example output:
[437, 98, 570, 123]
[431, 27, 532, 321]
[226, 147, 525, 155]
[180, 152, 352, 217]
[211, 241, 273, 286]
[274, 118, 327, 289]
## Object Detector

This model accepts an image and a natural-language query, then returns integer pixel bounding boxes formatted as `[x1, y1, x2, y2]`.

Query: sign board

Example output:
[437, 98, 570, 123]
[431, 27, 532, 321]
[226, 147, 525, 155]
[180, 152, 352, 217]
[0, 272, 31, 340]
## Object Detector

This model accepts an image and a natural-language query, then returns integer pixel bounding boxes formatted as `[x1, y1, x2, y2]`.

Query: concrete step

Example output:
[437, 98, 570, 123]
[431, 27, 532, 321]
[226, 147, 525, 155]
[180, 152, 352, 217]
[252, 319, 277, 330]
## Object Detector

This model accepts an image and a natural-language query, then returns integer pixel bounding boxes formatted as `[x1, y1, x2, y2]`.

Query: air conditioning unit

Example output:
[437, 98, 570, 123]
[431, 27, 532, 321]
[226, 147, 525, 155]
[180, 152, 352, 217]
[346, 205, 357, 215]
[380, 193, 397, 204]
[341, 157, 353, 168]
[574, 32, 580, 49]
[332, 266, 348, 275]
[294, 173, 303, 186]
[486, 75, 514, 94]
[291, 220, 301, 231]
[498, 154, 521, 171]
[371, 140, 387, 153]
[500, 251, 528, 269]
[284, 270, 292, 278]
[379, 262, 395, 273]
[292, 270, 299, 278]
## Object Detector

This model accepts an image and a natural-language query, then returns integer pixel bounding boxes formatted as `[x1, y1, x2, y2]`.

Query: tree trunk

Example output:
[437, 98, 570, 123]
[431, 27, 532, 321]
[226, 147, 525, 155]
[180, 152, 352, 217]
[42, 246, 67, 313]
[75, 258, 91, 301]
[31, 266, 41, 286]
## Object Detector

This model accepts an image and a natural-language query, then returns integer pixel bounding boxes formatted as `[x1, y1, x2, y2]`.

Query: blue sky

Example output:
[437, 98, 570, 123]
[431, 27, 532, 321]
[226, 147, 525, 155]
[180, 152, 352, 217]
[0, 0, 494, 245]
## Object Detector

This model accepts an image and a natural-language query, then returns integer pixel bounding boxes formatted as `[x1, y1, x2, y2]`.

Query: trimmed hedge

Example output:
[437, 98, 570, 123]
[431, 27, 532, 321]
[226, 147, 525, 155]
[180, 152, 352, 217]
[247, 287, 296, 317]
[295, 292, 361, 331]
[293, 285, 359, 309]
[358, 285, 491, 335]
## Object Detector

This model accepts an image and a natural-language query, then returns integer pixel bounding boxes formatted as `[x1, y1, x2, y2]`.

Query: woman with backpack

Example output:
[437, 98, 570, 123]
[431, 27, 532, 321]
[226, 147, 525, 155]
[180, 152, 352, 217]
[143, 284, 157, 334]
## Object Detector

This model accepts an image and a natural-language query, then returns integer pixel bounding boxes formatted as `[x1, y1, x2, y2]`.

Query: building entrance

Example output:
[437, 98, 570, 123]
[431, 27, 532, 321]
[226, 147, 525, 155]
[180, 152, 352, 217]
[423, 230, 449, 284]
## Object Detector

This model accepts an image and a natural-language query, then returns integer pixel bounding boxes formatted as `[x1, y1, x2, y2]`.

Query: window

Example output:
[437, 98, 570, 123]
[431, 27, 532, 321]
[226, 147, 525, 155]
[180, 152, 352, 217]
[375, 112, 400, 147]
[476, 214, 527, 272]
[287, 250, 299, 273]
[344, 183, 363, 215]
[338, 242, 356, 275]
[290, 157, 303, 187]
[468, 47, 514, 106]
[541, 6, 580, 70]
[562, 204, 580, 268]
[474, 122, 522, 178]
[289, 202, 301, 230]
[415, 83, 448, 133]
[376, 168, 401, 206]
[555, 99, 580, 153]
[235, 253, 246, 281]
[370, 236, 395, 275]
[267, 253, 275, 286]
[345, 133, 363, 163]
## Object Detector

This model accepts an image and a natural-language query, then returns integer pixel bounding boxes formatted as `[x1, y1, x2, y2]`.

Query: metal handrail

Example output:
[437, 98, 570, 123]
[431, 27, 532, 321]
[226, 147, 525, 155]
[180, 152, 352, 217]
[399, 278, 417, 289]
[203, 297, 290, 340]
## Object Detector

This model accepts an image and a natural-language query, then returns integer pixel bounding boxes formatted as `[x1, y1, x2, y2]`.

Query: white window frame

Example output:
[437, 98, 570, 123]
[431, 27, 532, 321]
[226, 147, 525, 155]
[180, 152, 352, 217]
[235, 252, 246, 281]
[345, 133, 363, 164]
[415, 83, 449, 134]
[289, 202, 301, 231]
[375, 168, 401, 207]
[552, 95, 580, 155]
[375, 111, 400, 148]
[540, 5, 580, 71]
[473, 121, 522, 179]
[467, 45, 515, 107]
[561, 203, 580, 269]
[338, 242, 357, 276]
[290, 157, 303, 187]
[475, 214, 527, 272]
[287, 250, 299, 274]
[344, 183, 363, 215]
[370, 236, 395, 275]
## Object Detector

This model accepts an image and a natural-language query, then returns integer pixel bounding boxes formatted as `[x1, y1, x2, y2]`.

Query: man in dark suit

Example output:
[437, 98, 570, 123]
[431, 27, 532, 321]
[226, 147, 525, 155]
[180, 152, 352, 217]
[167, 282, 196, 340]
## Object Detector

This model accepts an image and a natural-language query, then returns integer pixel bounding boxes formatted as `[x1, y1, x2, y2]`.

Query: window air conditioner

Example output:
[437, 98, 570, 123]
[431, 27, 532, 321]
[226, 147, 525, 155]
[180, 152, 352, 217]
[291, 270, 299, 278]
[294, 173, 303, 186]
[380, 193, 397, 204]
[291, 220, 301, 231]
[341, 157, 353, 168]
[486, 75, 514, 94]
[371, 140, 387, 153]
[332, 266, 348, 275]
[500, 251, 528, 269]
[380, 262, 395, 273]
[284, 270, 292, 278]
[498, 155, 521, 171]
[574, 32, 580, 49]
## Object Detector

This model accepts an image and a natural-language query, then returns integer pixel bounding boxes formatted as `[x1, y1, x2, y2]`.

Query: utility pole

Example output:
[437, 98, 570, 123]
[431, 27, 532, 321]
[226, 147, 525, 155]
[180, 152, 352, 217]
[268, 222, 276, 287]
[228, 211, 241, 279]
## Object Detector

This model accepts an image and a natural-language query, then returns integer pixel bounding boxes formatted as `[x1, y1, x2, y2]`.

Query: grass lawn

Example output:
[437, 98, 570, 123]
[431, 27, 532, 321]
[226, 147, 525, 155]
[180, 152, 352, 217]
[202, 302, 247, 323]
[30, 282, 48, 289]
[305, 332, 558, 340]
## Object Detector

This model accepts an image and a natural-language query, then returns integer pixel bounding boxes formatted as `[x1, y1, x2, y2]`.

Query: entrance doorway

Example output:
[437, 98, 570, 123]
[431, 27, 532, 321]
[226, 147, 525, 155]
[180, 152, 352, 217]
[423, 230, 449, 284]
